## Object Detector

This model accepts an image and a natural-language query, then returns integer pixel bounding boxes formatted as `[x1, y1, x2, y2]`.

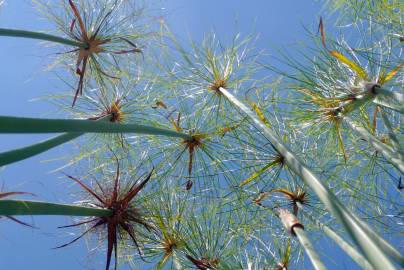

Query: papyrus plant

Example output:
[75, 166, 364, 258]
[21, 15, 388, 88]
[1, 1, 404, 269]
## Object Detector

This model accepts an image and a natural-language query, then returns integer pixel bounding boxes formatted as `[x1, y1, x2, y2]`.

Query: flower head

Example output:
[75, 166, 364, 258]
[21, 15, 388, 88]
[56, 159, 154, 270]
[37, 0, 146, 106]
[157, 31, 262, 125]
[150, 100, 242, 191]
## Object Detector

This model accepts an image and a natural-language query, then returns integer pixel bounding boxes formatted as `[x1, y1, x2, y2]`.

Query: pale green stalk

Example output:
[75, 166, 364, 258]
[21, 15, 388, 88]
[338, 89, 374, 113]
[380, 109, 402, 154]
[344, 116, 404, 174]
[278, 208, 326, 270]
[373, 88, 404, 114]
[219, 87, 400, 269]
[334, 86, 402, 115]
[173, 253, 183, 270]
[297, 203, 373, 270]
[294, 227, 327, 270]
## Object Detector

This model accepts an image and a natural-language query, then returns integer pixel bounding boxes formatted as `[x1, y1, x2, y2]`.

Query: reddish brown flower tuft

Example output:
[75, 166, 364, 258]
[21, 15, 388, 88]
[56, 162, 154, 270]
[67, 0, 142, 107]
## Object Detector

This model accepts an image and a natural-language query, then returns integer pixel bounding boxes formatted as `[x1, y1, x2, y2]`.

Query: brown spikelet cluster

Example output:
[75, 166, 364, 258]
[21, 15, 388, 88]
[209, 78, 227, 93]
[67, 0, 141, 107]
[56, 161, 154, 270]
[254, 187, 308, 215]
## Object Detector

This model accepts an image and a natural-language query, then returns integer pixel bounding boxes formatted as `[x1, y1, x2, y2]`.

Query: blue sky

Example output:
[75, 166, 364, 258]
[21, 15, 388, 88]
[0, 1, 363, 269]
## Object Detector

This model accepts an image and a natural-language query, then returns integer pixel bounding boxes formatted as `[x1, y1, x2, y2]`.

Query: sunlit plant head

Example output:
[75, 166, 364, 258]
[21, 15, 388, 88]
[56, 155, 155, 270]
[156, 30, 262, 125]
[137, 185, 191, 269]
[235, 119, 286, 190]
[36, 0, 149, 106]
[44, 78, 164, 170]
[174, 201, 246, 270]
[317, 19, 403, 90]
[147, 97, 244, 192]
[52, 78, 156, 123]
[313, 18, 402, 105]
[324, 0, 403, 42]
[267, 18, 403, 163]
[229, 198, 304, 270]
[234, 102, 310, 192]
[229, 235, 300, 270]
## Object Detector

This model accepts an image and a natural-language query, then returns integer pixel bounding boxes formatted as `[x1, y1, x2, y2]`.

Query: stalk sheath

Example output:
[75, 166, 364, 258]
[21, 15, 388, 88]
[219, 87, 401, 269]
[0, 28, 86, 48]
[278, 208, 326, 270]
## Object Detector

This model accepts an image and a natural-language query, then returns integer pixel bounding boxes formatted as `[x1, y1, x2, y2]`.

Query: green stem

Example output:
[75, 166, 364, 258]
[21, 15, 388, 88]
[0, 28, 87, 48]
[339, 90, 374, 114]
[333, 86, 402, 116]
[0, 133, 82, 167]
[294, 227, 327, 270]
[173, 253, 183, 270]
[344, 116, 404, 174]
[380, 109, 403, 154]
[298, 203, 373, 270]
[0, 116, 110, 167]
[0, 116, 192, 140]
[373, 88, 404, 114]
[219, 87, 399, 269]
[278, 208, 326, 270]
[0, 200, 112, 217]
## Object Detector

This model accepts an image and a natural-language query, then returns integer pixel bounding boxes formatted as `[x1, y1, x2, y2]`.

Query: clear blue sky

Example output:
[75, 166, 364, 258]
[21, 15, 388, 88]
[0, 1, 361, 269]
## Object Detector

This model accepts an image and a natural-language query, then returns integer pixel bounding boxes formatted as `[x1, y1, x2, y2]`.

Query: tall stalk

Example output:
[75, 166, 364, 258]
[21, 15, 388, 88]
[173, 253, 183, 270]
[294, 227, 326, 270]
[219, 87, 401, 269]
[373, 88, 404, 114]
[344, 116, 404, 174]
[297, 203, 373, 270]
[325, 85, 403, 116]
[380, 109, 403, 154]
[0, 28, 86, 47]
[278, 208, 326, 270]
